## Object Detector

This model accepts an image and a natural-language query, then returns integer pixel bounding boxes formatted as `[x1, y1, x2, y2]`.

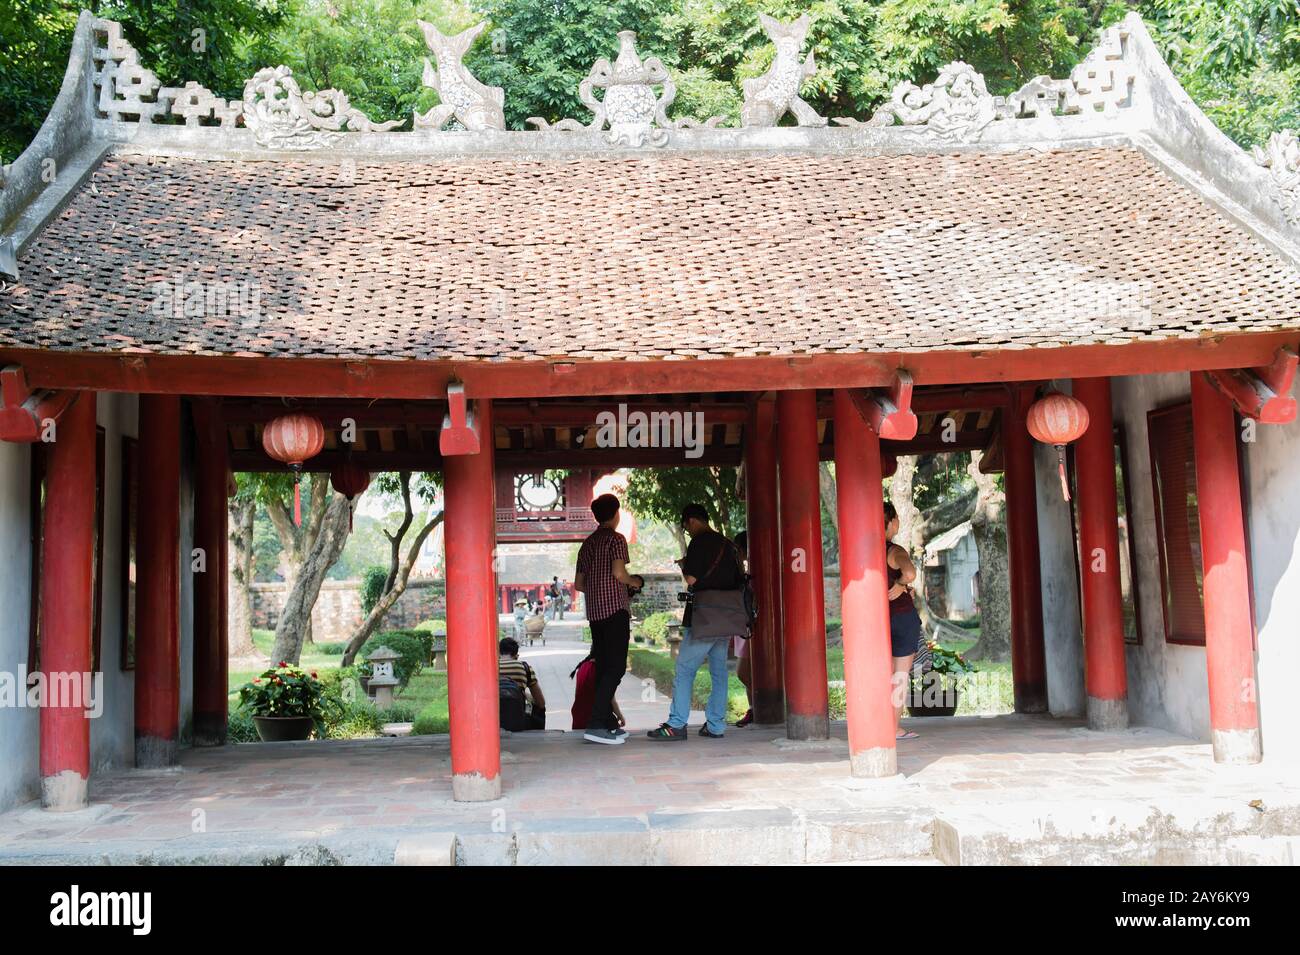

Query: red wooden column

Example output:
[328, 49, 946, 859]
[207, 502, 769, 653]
[832, 390, 899, 776]
[745, 396, 785, 725]
[776, 389, 829, 740]
[192, 398, 229, 747]
[134, 395, 181, 768]
[1072, 378, 1129, 730]
[1190, 374, 1262, 763]
[443, 398, 502, 800]
[1003, 385, 1049, 713]
[39, 391, 97, 810]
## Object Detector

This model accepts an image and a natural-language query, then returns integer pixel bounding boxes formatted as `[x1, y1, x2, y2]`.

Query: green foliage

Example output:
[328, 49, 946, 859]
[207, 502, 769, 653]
[411, 700, 450, 734]
[227, 708, 260, 742]
[236, 661, 340, 737]
[628, 647, 748, 720]
[315, 641, 347, 655]
[359, 628, 432, 686]
[636, 610, 678, 646]
[625, 467, 743, 538]
[359, 565, 389, 616]
[0, 1, 79, 163]
[414, 618, 447, 634]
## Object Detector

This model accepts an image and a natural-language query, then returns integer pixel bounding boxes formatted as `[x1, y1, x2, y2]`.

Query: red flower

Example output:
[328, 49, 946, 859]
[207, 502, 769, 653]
[310, 671, 318, 679]
[253, 678, 261, 684]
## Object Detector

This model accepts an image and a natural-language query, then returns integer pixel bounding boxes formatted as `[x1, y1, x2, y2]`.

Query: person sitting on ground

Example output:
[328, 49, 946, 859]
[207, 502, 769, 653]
[498, 637, 547, 731]
[648, 503, 745, 742]
[885, 502, 923, 741]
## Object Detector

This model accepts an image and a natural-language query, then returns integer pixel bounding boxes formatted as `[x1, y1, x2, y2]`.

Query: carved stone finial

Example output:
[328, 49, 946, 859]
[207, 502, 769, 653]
[414, 21, 506, 131]
[1254, 129, 1300, 226]
[242, 66, 403, 150]
[528, 31, 682, 147]
[866, 62, 997, 141]
[741, 14, 825, 128]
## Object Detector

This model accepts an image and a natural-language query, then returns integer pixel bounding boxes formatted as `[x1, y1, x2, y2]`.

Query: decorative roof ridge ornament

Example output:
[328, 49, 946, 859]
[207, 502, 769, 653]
[741, 13, 825, 128]
[527, 31, 713, 146]
[91, 17, 241, 126]
[834, 21, 1137, 137]
[1253, 129, 1300, 226]
[413, 21, 506, 131]
[242, 66, 404, 150]
[858, 61, 996, 141]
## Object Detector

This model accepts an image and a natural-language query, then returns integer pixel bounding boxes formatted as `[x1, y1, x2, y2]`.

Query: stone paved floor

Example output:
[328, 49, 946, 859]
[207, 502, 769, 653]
[3, 645, 1298, 863]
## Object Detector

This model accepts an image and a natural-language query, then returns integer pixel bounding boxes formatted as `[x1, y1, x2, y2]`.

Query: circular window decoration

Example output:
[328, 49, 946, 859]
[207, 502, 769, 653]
[516, 473, 564, 513]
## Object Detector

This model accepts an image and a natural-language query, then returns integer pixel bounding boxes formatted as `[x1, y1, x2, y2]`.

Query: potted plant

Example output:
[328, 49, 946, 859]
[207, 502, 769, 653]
[237, 662, 339, 742]
[908, 643, 975, 717]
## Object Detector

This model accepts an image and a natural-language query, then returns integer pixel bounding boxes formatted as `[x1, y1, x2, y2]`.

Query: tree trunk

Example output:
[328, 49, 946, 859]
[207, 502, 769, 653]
[889, 455, 930, 631]
[342, 512, 444, 666]
[818, 462, 838, 567]
[269, 493, 351, 665]
[227, 497, 257, 657]
[265, 475, 331, 646]
[964, 451, 1011, 662]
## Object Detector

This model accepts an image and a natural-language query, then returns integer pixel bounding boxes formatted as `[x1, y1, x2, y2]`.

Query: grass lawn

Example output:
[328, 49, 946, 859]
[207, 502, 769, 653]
[228, 629, 450, 735]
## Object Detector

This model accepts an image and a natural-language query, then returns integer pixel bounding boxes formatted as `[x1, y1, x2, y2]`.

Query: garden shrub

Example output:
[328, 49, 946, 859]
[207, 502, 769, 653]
[636, 611, 676, 647]
[227, 709, 259, 743]
[359, 629, 430, 687]
[628, 648, 748, 722]
[315, 641, 347, 656]
[359, 565, 389, 616]
[414, 618, 446, 635]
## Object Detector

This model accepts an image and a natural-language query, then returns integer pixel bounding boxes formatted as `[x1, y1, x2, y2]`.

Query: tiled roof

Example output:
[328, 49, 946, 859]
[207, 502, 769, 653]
[2, 147, 1298, 361]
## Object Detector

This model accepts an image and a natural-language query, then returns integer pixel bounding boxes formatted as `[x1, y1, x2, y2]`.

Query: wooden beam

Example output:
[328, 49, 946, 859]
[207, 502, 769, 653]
[1204, 347, 1298, 425]
[0, 364, 78, 443]
[7, 333, 1299, 400]
[439, 383, 480, 456]
[846, 371, 917, 440]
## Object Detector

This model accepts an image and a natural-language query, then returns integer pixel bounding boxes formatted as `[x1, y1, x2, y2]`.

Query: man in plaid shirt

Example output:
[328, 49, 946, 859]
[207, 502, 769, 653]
[574, 493, 643, 745]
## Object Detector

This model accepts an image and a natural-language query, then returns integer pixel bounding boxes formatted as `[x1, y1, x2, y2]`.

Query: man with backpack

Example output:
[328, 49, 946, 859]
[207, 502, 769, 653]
[498, 637, 547, 731]
[647, 503, 748, 742]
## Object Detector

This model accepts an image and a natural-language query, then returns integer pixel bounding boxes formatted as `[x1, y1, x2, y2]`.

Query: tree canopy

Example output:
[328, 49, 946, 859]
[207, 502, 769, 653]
[3, 0, 1296, 162]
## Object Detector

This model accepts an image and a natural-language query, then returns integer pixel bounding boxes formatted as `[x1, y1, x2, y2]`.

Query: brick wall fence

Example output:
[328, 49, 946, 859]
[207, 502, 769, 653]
[250, 578, 448, 644]
[630, 572, 842, 621]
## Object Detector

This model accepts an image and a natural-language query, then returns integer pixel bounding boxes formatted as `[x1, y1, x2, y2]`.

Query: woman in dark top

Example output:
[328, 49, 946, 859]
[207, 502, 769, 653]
[884, 502, 922, 740]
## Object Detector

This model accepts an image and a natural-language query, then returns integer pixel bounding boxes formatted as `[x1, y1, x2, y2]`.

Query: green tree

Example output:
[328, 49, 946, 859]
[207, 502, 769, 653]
[624, 466, 743, 549]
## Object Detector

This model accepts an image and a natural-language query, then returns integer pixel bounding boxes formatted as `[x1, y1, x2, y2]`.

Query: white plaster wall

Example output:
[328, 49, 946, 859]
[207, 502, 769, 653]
[0, 440, 37, 811]
[1243, 402, 1300, 767]
[1036, 434, 1086, 718]
[0, 394, 141, 812]
[1112, 373, 1210, 741]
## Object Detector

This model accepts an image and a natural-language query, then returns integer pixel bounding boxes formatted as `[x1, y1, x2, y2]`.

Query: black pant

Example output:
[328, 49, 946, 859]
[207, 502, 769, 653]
[587, 610, 630, 731]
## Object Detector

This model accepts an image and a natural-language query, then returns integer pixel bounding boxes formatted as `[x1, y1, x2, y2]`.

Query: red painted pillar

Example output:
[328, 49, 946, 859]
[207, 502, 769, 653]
[39, 391, 97, 810]
[443, 398, 502, 800]
[1190, 373, 1262, 763]
[745, 396, 785, 725]
[192, 398, 229, 747]
[833, 390, 899, 777]
[776, 389, 828, 740]
[134, 395, 181, 768]
[1072, 377, 1129, 730]
[1003, 385, 1049, 713]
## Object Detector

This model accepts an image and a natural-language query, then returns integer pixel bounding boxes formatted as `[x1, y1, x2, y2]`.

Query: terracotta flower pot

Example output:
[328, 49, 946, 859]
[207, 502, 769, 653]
[253, 715, 315, 742]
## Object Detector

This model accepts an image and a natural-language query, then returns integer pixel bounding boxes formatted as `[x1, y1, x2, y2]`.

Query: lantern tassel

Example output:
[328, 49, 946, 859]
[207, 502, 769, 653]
[294, 480, 302, 526]
[1056, 446, 1071, 502]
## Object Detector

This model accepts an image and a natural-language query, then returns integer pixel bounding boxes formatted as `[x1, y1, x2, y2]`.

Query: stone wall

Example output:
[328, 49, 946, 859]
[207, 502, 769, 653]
[251, 578, 447, 643]
[630, 571, 842, 620]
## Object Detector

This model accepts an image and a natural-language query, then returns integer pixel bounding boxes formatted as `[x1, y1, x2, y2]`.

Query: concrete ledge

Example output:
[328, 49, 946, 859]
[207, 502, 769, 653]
[395, 833, 456, 866]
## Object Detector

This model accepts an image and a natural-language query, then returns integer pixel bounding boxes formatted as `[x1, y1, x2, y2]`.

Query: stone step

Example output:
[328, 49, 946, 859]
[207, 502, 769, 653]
[934, 798, 1300, 865]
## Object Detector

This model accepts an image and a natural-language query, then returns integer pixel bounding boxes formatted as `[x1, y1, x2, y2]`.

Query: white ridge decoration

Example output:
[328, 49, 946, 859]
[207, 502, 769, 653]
[242, 66, 403, 150]
[1254, 129, 1300, 226]
[741, 14, 825, 127]
[413, 21, 506, 131]
[865, 61, 996, 141]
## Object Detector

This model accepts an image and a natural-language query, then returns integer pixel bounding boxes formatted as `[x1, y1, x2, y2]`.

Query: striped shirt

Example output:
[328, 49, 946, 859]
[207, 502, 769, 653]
[498, 657, 537, 689]
[576, 525, 630, 622]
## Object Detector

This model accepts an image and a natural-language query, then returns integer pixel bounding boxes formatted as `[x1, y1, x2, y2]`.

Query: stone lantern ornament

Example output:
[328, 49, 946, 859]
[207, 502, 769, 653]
[1026, 391, 1090, 501]
[365, 645, 401, 709]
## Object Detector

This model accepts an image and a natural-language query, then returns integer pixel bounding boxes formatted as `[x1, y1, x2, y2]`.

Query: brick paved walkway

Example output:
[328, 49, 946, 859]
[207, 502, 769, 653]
[2, 709, 1298, 864]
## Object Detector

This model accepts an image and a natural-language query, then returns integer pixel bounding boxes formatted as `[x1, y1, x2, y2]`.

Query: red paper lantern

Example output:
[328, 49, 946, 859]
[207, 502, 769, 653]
[1026, 391, 1089, 501]
[262, 412, 325, 524]
[330, 460, 371, 530]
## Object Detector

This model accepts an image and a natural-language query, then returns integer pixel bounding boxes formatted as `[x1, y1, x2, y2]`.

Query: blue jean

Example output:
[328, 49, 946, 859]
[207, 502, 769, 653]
[668, 627, 730, 734]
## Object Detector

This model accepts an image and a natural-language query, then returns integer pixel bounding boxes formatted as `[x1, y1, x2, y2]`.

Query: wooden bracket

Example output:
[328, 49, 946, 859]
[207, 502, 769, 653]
[0, 364, 78, 443]
[849, 370, 918, 440]
[1205, 347, 1298, 425]
[439, 381, 480, 455]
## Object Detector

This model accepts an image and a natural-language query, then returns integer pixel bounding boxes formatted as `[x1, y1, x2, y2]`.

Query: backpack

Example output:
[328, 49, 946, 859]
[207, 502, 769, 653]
[499, 676, 527, 732]
[570, 657, 596, 730]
